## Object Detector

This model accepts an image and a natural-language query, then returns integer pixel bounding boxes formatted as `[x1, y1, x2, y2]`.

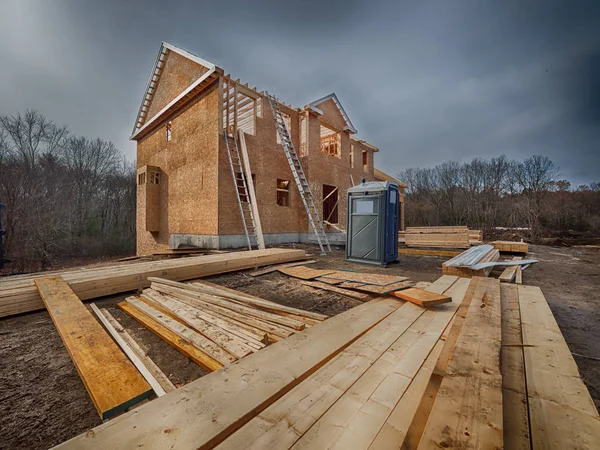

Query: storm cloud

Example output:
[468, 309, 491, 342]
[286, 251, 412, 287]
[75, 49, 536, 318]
[1, 0, 598, 185]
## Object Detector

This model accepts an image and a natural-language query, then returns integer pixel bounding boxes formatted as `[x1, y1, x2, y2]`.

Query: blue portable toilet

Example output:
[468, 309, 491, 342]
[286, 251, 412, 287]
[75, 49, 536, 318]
[345, 180, 399, 266]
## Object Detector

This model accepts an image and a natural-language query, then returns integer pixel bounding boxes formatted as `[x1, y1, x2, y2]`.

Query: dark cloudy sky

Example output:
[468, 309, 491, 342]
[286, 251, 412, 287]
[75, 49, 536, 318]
[1, 0, 599, 185]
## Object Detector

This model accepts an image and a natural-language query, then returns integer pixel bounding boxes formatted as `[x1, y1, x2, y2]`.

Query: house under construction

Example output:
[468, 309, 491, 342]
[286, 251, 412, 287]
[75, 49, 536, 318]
[132, 42, 406, 255]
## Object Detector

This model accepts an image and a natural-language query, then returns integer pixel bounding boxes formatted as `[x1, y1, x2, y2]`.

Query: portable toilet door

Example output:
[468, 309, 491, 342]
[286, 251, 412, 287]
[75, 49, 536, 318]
[384, 184, 400, 264]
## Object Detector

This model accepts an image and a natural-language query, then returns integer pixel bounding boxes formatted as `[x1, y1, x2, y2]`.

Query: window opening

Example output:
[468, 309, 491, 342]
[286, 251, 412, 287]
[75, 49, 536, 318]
[322, 184, 339, 224]
[276, 179, 290, 207]
[320, 126, 340, 157]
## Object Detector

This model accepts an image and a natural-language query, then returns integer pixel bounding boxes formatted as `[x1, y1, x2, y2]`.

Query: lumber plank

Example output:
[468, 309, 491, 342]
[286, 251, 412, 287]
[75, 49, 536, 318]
[34, 277, 152, 419]
[519, 285, 600, 449]
[117, 301, 223, 372]
[397, 248, 462, 258]
[55, 297, 404, 450]
[192, 280, 326, 325]
[91, 304, 169, 397]
[417, 278, 503, 449]
[406, 226, 469, 234]
[300, 280, 371, 300]
[145, 292, 256, 358]
[127, 297, 237, 366]
[248, 260, 317, 277]
[0, 248, 308, 318]
[499, 257, 522, 283]
[351, 280, 413, 295]
[151, 282, 306, 330]
[290, 278, 471, 450]
[499, 284, 530, 450]
[320, 271, 410, 286]
[491, 240, 529, 253]
[215, 275, 462, 450]
[391, 287, 451, 307]
[99, 307, 176, 394]
[515, 264, 523, 284]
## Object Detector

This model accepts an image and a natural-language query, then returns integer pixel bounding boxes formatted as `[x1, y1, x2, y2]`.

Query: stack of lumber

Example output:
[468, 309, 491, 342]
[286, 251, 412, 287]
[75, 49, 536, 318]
[56, 276, 600, 450]
[118, 278, 328, 371]
[400, 226, 483, 249]
[442, 244, 500, 277]
[0, 248, 307, 318]
[276, 265, 414, 298]
[492, 240, 529, 253]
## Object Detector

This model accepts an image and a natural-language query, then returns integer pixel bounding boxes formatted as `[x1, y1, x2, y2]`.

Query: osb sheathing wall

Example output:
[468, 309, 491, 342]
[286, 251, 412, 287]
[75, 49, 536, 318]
[217, 92, 375, 236]
[145, 50, 208, 120]
[217, 93, 308, 236]
[136, 86, 220, 255]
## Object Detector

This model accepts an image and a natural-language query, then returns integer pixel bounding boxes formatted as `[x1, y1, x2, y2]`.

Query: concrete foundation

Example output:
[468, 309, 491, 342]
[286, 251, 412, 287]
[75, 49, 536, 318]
[170, 232, 346, 249]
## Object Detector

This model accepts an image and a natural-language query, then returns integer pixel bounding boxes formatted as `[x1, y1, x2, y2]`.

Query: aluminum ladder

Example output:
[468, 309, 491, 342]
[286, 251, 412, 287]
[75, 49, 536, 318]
[223, 132, 259, 250]
[266, 92, 332, 255]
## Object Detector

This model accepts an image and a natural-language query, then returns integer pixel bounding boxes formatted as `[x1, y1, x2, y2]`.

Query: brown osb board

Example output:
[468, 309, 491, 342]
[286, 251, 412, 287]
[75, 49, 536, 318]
[337, 281, 365, 289]
[249, 260, 316, 277]
[320, 271, 410, 286]
[299, 281, 370, 301]
[314, 277, 344, 285]
[352, 280, 413, 295]
[278, 266, 337, 280]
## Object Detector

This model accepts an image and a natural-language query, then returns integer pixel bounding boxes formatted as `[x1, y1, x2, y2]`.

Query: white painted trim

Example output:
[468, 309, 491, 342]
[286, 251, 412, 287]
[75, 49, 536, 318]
[131, 67, 216, 140]
[162, 42, 216, 71]
[308, 93, 357, 134]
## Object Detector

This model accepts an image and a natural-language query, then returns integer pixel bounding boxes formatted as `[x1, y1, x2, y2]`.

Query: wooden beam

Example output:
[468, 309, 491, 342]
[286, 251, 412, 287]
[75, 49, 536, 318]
[117, 301, 223, 372]
[237, 129, 265, 250]
[300, 280, 371, 300]
[499, 257, 523, 282]
[34, 277, 152, 420]
[55, 298, 404, 450]
[492, 240, 529, 253]
[0, 248, 307, 318]
[397, 248, 462, 258]
[418, 278, 503, 449]
[91, 304, 170, 397]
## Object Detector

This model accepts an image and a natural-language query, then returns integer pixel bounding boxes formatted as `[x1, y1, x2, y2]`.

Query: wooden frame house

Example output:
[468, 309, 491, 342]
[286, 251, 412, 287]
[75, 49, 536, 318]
[132, 42, 405, 254]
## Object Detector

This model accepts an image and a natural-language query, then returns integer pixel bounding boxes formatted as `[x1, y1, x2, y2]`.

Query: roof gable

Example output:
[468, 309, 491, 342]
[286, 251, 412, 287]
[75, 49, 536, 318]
[307, 93, 357, 134]
[132, 42, 216, 136]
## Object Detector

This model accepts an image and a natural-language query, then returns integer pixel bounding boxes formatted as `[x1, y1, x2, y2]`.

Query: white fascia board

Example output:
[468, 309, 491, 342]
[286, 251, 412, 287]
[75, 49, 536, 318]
[130, 67, 216, 140]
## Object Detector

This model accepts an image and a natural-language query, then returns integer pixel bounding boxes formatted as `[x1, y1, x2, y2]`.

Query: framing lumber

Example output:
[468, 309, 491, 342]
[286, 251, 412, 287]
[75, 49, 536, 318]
[405, 232, 470, 249]
[417, 278, 503, 449]
[55, 297, 405, 450]
[492, 240, 529, 253]
[391, 287, 452, 307]
[397, 248, 462, 258]
[300, 280, 371, 300]
[519, 285, 600, 449]
[290, 278, 471, 450]
[91, 304, 169, 397]
[499, 257, 522, 283]
[127, 297, 237, 366]
[351, 280, 413, 295]
[117, 301, 223, 372]
[442, 248, 500, 278]
[237, 129, 265, 250]
[320, 271, 410, 286]
[406, 226, 468, 234]
[34, 277, 152, 420]
[515, 264, 523, 284]
[0, 248, 308, 318]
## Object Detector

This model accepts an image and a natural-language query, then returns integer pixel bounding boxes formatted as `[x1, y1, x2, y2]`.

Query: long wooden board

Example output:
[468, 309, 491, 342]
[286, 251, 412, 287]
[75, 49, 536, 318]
[118, 301, 224, 372]
[34, 277, 152, 420]
[320, 271, 410, 286]
[0, 248, 307, 318]
[56, 297, 404, 449]
[300, 280, 371, 300]
[417, 277, 503, 449]
[492, 240, 529, 253]
[519, 285, 600, 449]
[248, 260, 317, 277]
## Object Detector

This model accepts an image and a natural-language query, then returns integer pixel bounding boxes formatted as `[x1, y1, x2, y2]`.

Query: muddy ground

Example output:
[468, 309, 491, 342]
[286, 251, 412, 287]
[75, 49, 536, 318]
[0, 244, 599, 449]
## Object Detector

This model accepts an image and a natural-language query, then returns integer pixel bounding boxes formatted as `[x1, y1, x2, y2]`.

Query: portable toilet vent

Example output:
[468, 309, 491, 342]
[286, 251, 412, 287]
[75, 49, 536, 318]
[345, 180, 399, 266]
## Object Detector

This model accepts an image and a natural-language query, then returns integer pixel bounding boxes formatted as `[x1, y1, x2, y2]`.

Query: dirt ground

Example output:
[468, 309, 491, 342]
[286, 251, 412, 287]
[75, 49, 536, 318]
[0, 244, 599, 449]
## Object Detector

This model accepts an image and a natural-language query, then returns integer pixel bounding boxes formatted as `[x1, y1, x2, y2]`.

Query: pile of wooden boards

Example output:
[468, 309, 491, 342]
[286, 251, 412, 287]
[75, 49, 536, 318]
[272, 264, 414, 299]
[57, 275, 599, 449]
[399, 226, 483, 249]
[118, 277, 328, 371]
[492, 240, 529, 253]
[442, 244, 501, 277]
[0, 248, 307, 318]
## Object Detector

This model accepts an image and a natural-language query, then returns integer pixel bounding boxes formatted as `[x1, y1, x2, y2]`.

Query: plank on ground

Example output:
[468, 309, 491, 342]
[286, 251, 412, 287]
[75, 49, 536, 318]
[215, 275, 461, 450]
[117, 301, 223, 372]
[351, 280, 413, 295]
[91, 304, 171, 397]
[290, 277, 471, 450]
[417, 277, 503, 449]
[319, 271, 410, 286]
[300, 280, 371, 300]
[34, 277, 152, 420]
[391, 287, 451, 307]
[498, 257, 522, 283]
[248, 260, 317, 277]
[277, 266, 337, 280]
[56, 297, 405, 450]
[519, 285, 600, 449]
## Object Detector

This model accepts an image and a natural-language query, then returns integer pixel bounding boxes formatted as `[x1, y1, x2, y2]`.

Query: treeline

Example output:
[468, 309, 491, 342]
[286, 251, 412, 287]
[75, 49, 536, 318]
[398, 155, 600, 241]
[0, 110, 136, 273]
